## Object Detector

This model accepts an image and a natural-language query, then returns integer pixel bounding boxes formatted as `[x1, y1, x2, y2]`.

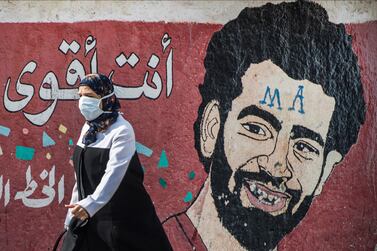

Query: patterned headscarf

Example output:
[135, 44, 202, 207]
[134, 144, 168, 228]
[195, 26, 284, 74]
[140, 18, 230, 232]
[79, 74, 121, 145]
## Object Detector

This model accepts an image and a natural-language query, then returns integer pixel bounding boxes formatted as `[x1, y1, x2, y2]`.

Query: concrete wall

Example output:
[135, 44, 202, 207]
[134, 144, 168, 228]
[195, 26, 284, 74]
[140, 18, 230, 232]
[0, 1, 376, 250]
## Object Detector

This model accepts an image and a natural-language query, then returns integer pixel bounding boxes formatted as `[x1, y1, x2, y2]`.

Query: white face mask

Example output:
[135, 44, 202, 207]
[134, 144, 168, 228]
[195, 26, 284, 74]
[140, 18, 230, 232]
[78, 92, 115, 121]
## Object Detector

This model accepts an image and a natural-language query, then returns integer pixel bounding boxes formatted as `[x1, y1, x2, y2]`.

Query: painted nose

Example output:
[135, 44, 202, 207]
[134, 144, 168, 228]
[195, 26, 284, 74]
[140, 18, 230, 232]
[257, 152, 292, 179]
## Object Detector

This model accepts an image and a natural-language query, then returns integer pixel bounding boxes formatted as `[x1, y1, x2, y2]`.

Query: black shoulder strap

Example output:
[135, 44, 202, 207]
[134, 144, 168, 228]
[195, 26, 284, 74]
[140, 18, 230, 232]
[77, 147, 86, 200]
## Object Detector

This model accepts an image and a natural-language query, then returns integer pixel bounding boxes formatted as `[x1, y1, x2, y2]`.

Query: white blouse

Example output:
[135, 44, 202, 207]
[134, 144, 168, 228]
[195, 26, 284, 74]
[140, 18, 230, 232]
[64, 115, 136, 227]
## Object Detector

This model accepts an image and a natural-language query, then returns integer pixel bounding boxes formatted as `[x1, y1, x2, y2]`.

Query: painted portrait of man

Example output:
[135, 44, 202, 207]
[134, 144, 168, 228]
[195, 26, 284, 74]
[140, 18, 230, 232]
[163, 1, 366, 251]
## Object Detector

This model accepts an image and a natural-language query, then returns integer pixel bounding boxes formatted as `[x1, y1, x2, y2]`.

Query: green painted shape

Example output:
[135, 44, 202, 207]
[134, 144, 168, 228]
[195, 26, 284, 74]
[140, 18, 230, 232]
[183, 192, 193, 203]
[188, 171, 196, 180]
[69, 139, 74, 146]
[16, 146, 35, 161]
[157, 150, 169, 168]
[159, 178, 167, 189]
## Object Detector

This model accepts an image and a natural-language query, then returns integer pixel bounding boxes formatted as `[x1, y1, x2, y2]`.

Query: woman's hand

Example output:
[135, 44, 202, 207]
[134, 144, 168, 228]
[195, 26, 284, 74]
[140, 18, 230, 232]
[65, 204, 89, 221]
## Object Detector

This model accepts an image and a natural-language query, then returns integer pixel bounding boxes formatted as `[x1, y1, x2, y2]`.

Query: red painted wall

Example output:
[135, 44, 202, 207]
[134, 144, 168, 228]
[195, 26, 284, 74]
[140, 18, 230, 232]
[0, 20, 375, 250]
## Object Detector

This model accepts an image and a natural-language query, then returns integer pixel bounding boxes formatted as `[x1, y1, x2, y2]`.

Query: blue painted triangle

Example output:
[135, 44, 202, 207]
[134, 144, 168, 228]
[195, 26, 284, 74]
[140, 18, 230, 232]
[43, 131, 55, 147]
[157, 150, 169, 168]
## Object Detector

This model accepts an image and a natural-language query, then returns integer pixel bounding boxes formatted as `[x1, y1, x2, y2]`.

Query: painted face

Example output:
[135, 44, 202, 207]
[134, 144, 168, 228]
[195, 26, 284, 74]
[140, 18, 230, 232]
[224, 60, 335, 216]
[208, 60, 338, 249]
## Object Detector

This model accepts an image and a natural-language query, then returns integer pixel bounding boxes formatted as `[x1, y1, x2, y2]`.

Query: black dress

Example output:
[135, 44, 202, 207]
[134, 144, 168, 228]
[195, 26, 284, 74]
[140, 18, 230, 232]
[63, 116, 172, 251]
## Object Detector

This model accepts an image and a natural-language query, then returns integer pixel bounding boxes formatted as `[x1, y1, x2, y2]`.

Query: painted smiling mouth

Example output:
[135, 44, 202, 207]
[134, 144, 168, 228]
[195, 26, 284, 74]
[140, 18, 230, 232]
[244, 180, 291, 214]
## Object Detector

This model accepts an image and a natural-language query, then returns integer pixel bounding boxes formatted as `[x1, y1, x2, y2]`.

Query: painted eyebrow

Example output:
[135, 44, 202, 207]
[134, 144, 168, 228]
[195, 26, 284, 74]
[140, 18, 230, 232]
[237, 105, 282, 131]
[291, 125, 324, 146]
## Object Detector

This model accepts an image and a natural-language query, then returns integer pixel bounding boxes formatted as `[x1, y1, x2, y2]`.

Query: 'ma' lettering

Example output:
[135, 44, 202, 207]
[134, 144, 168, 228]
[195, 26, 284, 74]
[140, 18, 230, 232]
[259, 86, 282, 110]
[288, 85, 305, 114]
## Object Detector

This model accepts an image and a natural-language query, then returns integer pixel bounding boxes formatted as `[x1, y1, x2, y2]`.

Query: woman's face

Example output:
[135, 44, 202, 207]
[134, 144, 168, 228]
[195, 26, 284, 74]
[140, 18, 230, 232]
[78, 86, 100, 98]
[78, 86, 103, 109]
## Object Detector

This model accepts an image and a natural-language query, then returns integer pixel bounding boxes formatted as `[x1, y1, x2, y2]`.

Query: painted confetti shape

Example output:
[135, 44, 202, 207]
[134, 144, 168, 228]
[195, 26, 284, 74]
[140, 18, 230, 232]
[16, 146, 35, 161]
[158, 150, 169, 168]
[0, 125, 10, 137]
[159, 178, 167, 189]
[184, 192, 193, 203]
[43, 131, 56, 147]
[59, 124, 67, 134]
[136, 142, 153, 157]
[188, 171, 196, 180]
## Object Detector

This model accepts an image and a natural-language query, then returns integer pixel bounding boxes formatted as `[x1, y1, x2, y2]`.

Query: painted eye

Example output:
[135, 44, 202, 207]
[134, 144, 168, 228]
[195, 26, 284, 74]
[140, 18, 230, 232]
[240, 122, 272, 141]
[242, 123, 266, 135]
[293, 141, 319, 160]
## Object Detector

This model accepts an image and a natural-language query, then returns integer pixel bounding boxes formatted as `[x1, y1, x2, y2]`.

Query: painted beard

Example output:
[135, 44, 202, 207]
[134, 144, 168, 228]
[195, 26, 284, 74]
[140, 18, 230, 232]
[210, 141, 314, 251]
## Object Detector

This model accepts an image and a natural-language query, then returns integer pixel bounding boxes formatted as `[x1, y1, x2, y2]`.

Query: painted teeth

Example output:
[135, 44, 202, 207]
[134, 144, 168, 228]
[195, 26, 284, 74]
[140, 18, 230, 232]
[248, 182, 282, 205]
[267, 195, 274, 202]
[250, 183, 256, 191]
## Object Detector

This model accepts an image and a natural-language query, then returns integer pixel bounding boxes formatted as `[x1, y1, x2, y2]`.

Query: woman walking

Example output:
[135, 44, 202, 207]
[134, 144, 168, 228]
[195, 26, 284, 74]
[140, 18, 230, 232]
[62, 74, 172, 251]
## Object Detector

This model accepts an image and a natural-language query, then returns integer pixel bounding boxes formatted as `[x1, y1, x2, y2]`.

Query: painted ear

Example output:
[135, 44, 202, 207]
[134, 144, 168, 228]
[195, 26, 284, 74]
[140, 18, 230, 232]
[314, 150, 342, 196]
[200, 100, 221, 158]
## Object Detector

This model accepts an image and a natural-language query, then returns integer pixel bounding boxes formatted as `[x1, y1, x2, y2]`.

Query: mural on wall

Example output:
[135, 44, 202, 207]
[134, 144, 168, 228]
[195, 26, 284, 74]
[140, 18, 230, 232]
[0, 1, 376, 251]
[163, 1, 367, 250]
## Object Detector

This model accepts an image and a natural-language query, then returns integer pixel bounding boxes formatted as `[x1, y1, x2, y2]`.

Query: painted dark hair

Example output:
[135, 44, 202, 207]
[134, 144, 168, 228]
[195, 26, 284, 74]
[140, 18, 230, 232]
[194, 0, 366, 173]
